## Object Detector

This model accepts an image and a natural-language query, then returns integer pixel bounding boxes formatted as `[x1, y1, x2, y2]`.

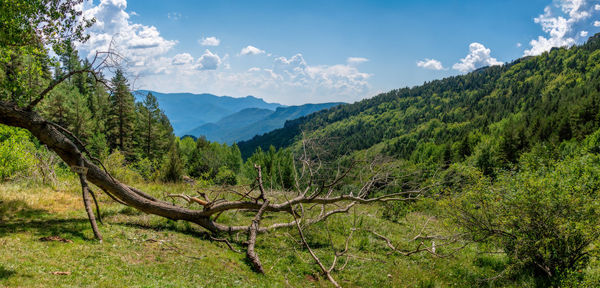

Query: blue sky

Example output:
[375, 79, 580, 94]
[79, 0, 600, 105]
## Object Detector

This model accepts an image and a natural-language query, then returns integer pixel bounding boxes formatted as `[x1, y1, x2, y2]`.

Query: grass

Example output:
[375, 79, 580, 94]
[0, 180, 555, 287]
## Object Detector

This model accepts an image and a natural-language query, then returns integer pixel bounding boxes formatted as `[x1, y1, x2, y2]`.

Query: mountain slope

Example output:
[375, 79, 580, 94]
[134, 90, 282, 135]
[238, 34, 600, 162]
[187, 103, 343, 144]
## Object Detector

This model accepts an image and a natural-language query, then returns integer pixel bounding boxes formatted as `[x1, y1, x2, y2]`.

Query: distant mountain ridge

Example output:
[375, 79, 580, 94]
[134, 90, 283, 135]
[186, 103, 344, 144]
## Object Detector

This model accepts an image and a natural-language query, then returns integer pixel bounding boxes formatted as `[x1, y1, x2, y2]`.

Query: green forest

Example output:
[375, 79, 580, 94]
[2, 1, 600, 287]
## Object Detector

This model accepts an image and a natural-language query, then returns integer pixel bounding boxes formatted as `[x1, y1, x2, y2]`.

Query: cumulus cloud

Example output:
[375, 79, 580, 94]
[77, 0, 372, 103]
[417, 58, 445, 70]
[240, 45, 265, 55]
[80, 0, 177, 69]
[452, 43, 502, 73]
[171, 53, 194, 65]
[347, 57, 369, 65]
[271, 53, 371, 98]
[524, 0, 598, 56]
[137, 53, 373, 104]
[197, 50, 221, 70]
[199, 36, 220, 46]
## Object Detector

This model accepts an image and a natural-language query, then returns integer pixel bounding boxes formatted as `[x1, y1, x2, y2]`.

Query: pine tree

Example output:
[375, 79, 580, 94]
[66, 88, 91, 139]
[107, 69, 136, 158]
[135, 92, 173, 161]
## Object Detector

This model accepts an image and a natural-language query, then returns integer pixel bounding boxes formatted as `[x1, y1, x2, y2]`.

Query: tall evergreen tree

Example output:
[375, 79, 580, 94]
[107, 69, 135, 158]
[134, 91, 173, 161]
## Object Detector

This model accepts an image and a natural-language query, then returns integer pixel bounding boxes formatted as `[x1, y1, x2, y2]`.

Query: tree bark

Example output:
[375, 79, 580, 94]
[246, 200, 269, 273]
[79, 170, 103, 241]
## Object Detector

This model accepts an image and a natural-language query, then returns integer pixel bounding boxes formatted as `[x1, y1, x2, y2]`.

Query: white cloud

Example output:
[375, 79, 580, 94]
[559, 0, 589, 21]
[347, 57, 369, 65]
[171, 53, 194, 65]
[77, 0, 372, 104]
[524, 0, 598, 56]
[452, 43, 502, 73]
[136, 53, 373, 104]
[416, 58, 444, 70]
[270, 53, 371, 99]
[240, 45, 265, 55]
[199, 36, 220, 46]
[197, 49, 221, 70]
[517, 42, 522, 47]
[80, 0, 177, 70]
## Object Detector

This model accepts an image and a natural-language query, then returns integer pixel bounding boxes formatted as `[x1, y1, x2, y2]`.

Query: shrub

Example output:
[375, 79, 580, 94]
[214, 166, 237, 186]
[104, 150, 143, 183]
[159, 145, 184, 183]
[450, 153, 600, 285]
[0, 125, 36, 180]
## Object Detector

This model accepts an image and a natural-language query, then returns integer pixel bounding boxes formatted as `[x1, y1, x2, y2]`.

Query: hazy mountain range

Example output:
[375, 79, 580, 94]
[134, 90, 343, 143]
[186, 103, 342, 144]
[134, 90, 282, 135]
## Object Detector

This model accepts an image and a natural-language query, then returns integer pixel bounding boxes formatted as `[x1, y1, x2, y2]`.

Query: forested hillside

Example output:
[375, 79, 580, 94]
[231, 34, 600, 285]
[239, 34, 600, 164]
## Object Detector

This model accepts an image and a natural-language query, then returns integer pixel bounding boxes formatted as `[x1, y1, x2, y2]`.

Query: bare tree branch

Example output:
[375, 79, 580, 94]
[246, 200, 270, 273]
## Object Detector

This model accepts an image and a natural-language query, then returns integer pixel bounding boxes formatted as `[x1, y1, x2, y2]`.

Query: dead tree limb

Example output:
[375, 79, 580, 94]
[74, 160, 102, 241]
[246, 200, 270, 273]
[88, 187, 103, 225]
[209, 236, 241, 253]
[291, 205, 341, 288]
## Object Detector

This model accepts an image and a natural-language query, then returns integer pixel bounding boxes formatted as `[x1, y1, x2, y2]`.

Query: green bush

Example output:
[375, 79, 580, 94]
[159, 145, 184, 183]
[214, 166, 237, 186]
[0, 125, 36, 180]
[132, 157, 153, 180]
[451, 152, 600, 285]
[104, 150, 143, 183]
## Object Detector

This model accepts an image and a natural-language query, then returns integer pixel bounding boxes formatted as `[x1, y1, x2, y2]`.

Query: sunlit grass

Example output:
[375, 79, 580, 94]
[0, 180, 574, 287]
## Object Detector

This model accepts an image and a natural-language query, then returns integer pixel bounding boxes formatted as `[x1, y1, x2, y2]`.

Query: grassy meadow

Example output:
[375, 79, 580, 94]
[0, 178, 527, 288]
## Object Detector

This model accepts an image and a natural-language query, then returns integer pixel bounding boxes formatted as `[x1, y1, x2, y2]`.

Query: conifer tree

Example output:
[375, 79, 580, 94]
[107, 69, 135, 158]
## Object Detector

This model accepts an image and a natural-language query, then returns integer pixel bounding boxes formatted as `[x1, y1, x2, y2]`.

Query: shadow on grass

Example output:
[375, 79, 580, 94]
[0, 199, 48, 221]
[113, 220, 212, 239]
[0, 199, 90, 240]
[0, 265, 15, 279]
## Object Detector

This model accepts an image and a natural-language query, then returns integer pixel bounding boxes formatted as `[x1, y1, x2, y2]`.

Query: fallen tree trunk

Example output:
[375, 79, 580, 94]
[0, 101, 418, 235]
[0, 101, 220, 231]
